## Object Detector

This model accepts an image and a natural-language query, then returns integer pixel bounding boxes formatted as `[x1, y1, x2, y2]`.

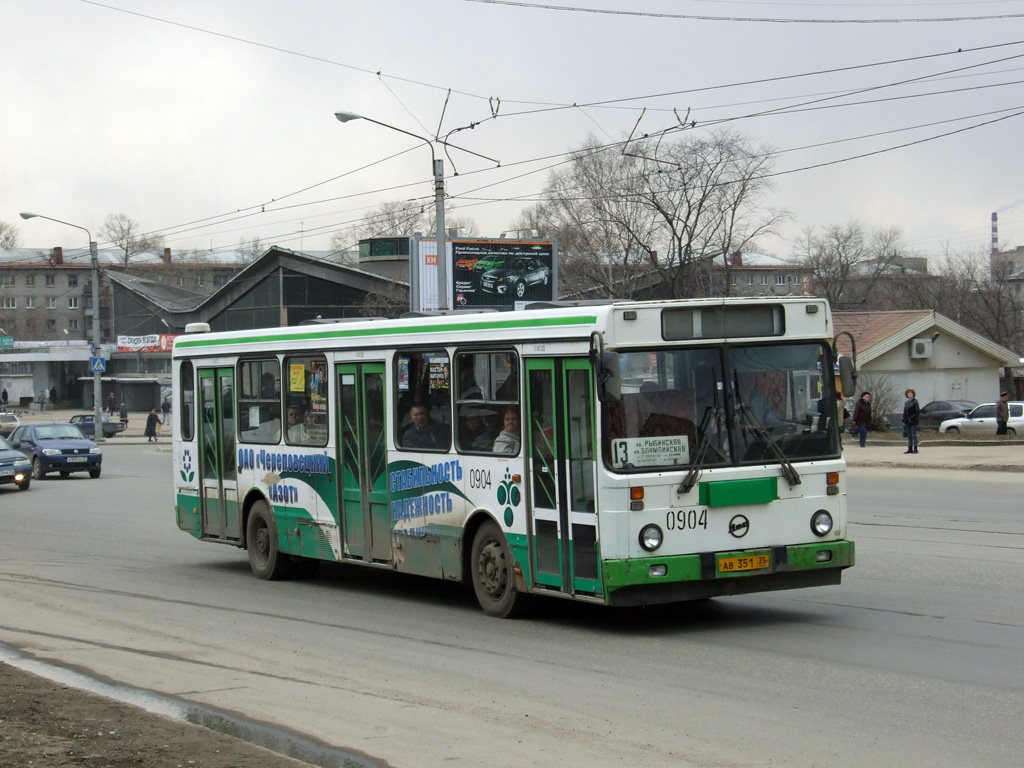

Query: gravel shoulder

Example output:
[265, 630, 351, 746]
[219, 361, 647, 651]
[0, 662, 315, 768]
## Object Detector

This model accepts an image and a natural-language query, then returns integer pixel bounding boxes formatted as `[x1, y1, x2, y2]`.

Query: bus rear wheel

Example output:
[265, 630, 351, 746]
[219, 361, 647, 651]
[470, 520, 529, 618]
[246, 501, 293, 580]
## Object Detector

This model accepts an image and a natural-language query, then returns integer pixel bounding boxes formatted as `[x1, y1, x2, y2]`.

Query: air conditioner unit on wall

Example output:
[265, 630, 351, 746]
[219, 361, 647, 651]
[910, 338, 933, 359]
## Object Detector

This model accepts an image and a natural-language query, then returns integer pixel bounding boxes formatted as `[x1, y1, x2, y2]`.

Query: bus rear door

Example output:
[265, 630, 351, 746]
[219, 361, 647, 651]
[198, 367, 241, 541]
[525, 358, 600, 596]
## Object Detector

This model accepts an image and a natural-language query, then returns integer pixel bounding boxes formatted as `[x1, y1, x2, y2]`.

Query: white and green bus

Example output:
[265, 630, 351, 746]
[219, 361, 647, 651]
[172, 298, 855, 617]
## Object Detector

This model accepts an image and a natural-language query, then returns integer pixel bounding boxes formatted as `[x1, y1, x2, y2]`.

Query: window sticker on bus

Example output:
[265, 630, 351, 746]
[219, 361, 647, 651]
[289, 363, 305, 392]
[428, 358, 449, 389]
[397, 358, 409, 390]
[611, 436, 690, 469]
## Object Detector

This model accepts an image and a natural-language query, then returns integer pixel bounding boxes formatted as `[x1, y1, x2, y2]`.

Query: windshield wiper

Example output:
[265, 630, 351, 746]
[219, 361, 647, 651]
[734, 379, 801, 489]
[679, 404, 727, 493]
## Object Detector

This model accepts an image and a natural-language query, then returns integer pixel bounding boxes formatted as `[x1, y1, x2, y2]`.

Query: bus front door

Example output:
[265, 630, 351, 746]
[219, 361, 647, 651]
[198, 367, 240, 541]
[336, 363, 391, 563]
[525, 358, 600, 596]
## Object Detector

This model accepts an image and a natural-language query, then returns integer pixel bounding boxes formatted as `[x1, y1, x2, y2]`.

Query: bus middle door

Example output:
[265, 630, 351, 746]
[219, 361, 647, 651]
[336, 363, 392, 563]
[525, 358, 600, 596]
[198, 367, 240, 541]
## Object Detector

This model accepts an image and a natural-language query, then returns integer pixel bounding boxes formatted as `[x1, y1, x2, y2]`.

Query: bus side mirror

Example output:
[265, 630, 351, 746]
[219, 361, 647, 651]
[838, 355, 856, 397]
[589, 332, 620, 402]
[598, 352, 621, 402]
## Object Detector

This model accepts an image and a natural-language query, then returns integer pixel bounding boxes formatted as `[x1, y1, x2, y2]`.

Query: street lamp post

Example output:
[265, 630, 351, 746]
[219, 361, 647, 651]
[334, 111, 448, 311]
[19, 212, 105, 441]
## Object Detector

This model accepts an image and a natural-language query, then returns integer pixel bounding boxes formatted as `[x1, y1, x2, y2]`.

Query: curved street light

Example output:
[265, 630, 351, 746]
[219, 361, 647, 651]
[334, 111, 448, 311]
[19, 212, 106, 441]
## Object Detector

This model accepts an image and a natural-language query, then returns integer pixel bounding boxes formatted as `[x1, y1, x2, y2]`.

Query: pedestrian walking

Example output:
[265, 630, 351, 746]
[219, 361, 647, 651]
[995, 391, 1010, 435]
[49, 385, 57, 408]
[903, 388, 920, 453]
[119, 402, 128, 429]
[1, 388, 8, 409]
[145, 408, 160, 442]
[106, 392, 117, 417]
[852, 391, 872, 447]
[161, 398, 171, 425]
[37, 389, 46, 411]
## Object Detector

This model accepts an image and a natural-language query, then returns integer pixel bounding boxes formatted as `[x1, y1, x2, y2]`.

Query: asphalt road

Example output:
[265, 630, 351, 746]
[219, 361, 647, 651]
[0, 445, 1021, 767]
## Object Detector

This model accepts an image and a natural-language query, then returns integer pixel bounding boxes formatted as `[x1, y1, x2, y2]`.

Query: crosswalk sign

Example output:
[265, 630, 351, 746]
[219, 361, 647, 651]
[91, 357, 106, 373]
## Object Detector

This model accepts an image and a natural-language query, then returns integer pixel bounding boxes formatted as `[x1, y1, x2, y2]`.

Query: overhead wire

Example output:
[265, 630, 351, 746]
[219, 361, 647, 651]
[72, 2, 1024, 254]
[461, 0, 1024, 24]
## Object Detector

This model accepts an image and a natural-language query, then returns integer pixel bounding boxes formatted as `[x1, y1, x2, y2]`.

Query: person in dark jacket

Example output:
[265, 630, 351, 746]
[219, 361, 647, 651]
[903, 388, 920, 454]
[852, 391, 872, 447]
[144, 408, 160, 442]
[995, 391, 1010, 435]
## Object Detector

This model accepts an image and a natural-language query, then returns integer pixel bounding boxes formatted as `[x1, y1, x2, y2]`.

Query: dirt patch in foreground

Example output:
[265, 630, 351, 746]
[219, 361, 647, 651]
[0, 662, 314, 768]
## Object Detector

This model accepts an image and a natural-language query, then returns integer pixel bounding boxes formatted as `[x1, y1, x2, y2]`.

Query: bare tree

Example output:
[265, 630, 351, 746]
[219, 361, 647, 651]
[0, 220, 21, 249]
[361, 287, 407, 318]
[627, 128, 785, 298]
[795, 221, 904, 308]
[329, 199, 479, 263]
[237, 236, 263, 264]
[99, 214, 164, 269]
[531, 129, 784, 300]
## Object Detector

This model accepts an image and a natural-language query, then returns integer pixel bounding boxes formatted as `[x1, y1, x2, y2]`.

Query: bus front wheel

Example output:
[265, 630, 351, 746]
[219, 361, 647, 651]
[470, 520, 529, 618]
[247, 501, 293, 580]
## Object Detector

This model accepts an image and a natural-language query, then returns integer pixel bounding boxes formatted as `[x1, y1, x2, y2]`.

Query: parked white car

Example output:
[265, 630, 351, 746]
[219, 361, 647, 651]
[938, 402, 1024, 435]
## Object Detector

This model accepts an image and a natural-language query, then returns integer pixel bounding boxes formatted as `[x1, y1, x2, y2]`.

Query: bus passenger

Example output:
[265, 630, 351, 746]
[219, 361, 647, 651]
[402, 404, 444, 450]
[492, 405, 521, 454]
[459, 404, 495, 452]
[286, 401, 306, 442]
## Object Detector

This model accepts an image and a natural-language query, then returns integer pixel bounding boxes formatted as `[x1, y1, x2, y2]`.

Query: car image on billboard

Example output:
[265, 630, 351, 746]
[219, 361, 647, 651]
[450, 240, 555, 310]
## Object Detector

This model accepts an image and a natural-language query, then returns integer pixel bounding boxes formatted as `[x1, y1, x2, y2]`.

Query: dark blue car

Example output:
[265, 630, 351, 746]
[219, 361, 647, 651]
[0, 434, 32, 490]
[8, 422, 103, 480]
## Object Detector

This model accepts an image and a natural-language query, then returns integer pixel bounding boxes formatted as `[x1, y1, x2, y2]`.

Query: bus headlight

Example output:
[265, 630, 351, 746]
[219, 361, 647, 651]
[639, 524, 663, 552]
[810, 510, 833, 537]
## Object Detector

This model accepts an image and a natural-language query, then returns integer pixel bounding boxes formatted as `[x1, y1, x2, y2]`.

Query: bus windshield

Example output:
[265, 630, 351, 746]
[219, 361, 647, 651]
[603, 342, 839, 472]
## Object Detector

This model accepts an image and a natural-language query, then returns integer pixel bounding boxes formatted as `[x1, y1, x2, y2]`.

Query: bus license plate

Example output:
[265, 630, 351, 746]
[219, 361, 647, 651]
[718, 553, 770, 573]
[66, 457, 88, 463]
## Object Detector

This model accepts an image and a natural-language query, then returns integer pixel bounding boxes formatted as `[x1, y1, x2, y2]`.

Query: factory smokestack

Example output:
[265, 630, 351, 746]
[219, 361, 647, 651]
[991, 212, 999, 256]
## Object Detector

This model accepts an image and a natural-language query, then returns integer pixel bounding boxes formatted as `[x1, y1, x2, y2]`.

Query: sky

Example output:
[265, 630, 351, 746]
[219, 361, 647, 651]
[3, 0, 1024, 265]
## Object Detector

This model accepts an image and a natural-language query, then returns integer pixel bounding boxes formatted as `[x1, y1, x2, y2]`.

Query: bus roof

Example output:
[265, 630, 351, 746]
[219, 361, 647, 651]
[172, 297, 831, 356]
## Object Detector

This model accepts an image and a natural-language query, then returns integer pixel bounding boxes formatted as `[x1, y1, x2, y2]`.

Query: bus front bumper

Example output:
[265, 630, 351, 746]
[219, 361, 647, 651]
[602, 540, 854, 607]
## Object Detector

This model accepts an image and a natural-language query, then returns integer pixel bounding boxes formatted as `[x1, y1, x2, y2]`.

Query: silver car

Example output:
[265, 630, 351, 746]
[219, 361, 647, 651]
[938, 402, 1024, 435]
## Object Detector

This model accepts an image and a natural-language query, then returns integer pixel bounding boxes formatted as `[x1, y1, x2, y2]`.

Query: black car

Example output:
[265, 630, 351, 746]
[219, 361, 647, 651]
[0, 433, 32, 490]
[480, 257, 550, 298]
[7, 422, 103, 480]
[881, 399, 977, 432]
[917, 400, 977, 430]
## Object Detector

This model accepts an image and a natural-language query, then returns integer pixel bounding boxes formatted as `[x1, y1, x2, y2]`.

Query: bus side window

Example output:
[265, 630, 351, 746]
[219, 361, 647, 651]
[284, 355, 329, 446]
[180, 361, 195, 441]
[395, 351, 451, 452]
[455, 351, 520, 455]
[237, 359, 282, 443]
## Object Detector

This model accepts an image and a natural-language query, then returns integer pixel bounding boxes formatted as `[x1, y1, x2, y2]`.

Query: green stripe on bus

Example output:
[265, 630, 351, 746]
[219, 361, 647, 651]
[602, 541, 854, 590]
[175, 314, 600, 349]
[698, 476, 779, 507]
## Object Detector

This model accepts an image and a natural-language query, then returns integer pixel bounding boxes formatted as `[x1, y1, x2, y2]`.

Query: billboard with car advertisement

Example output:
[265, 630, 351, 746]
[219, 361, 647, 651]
[410, 237, 557, 312]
